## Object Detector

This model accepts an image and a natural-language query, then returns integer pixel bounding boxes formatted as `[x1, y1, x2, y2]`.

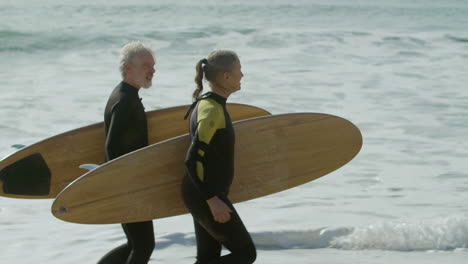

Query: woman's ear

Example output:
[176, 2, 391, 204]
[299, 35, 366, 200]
[223, 71, 230, 80]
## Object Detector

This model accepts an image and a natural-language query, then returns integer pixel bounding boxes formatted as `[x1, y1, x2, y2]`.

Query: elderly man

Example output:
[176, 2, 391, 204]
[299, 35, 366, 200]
[98, 41, 156, 264]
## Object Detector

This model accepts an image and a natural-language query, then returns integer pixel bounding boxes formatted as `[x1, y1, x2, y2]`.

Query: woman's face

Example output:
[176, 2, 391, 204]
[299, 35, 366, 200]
[224, 60, 243, 94]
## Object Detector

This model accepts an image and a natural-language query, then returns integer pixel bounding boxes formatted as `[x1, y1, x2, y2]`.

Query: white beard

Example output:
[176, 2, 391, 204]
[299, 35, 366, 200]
[141, 80, 152, 89]
[137, 77, 152, 89]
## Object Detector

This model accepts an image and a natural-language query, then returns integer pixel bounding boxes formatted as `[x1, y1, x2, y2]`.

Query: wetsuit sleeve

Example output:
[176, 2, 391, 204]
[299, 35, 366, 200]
[105, 100, 131, 161]
[185, 101, 225, 200]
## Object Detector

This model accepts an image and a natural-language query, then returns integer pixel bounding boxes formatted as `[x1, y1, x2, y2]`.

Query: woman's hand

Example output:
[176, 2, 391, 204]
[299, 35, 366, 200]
[206, 196, 233, 223]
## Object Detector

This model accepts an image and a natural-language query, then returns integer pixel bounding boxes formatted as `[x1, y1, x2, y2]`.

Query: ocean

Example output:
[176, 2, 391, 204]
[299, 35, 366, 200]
[1, 0, 468, 263]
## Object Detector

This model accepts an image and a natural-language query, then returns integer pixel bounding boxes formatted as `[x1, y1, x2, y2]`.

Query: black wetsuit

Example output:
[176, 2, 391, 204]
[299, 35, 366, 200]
[182, 92, 257, 264]
[98, 81, 155, 264]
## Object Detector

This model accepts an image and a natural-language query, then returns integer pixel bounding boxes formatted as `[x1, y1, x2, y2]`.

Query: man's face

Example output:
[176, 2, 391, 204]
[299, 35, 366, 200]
[127, 52, 155, 89]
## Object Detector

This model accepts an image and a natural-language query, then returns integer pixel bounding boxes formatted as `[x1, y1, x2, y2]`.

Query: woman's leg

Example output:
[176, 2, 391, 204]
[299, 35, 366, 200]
[202, 198, 256, 264]
[193, 219, 222, 263]
[192, 196, 256, 264]
[183, 178, 256, 264]
[123, 221, 155, 264]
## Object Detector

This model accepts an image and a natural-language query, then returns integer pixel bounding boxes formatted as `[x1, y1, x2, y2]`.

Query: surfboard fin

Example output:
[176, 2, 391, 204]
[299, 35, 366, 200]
[11, 144, 26, 149]
[0, 153, 51, 195]
[79, 164, 99, 171]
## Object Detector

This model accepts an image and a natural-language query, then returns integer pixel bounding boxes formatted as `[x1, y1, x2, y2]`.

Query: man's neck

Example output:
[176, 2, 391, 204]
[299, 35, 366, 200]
[123, 79, 141, 90]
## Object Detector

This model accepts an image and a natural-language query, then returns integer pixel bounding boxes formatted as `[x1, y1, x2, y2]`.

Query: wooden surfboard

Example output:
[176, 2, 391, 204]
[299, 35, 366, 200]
[0, 104, 270, 199]
[52, 113, 363, 224]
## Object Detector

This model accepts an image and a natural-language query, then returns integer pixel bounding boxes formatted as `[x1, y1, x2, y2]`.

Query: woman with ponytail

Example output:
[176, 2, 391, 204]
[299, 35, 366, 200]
[182, 50, 257, 264]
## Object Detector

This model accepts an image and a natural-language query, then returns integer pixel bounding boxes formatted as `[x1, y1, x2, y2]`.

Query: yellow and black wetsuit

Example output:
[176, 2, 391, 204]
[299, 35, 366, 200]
[182, 92, 256, 264]
[98, 81, 155, 264]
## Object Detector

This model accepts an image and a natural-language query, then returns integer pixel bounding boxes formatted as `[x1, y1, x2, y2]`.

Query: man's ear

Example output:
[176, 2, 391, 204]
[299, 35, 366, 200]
[223, 71, 230, 80]
[125, 63, 131, 74]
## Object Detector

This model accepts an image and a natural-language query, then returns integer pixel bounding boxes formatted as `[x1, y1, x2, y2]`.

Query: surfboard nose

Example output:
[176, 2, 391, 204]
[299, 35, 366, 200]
[0, 153, 51, 196]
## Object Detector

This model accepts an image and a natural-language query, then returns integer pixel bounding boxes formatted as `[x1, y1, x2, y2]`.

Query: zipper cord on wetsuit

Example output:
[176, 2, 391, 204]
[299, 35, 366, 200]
[183, 92, 213, 120]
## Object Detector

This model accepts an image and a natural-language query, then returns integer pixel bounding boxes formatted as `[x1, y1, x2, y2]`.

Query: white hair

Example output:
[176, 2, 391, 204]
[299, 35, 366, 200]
[119, 41, 154, 79]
